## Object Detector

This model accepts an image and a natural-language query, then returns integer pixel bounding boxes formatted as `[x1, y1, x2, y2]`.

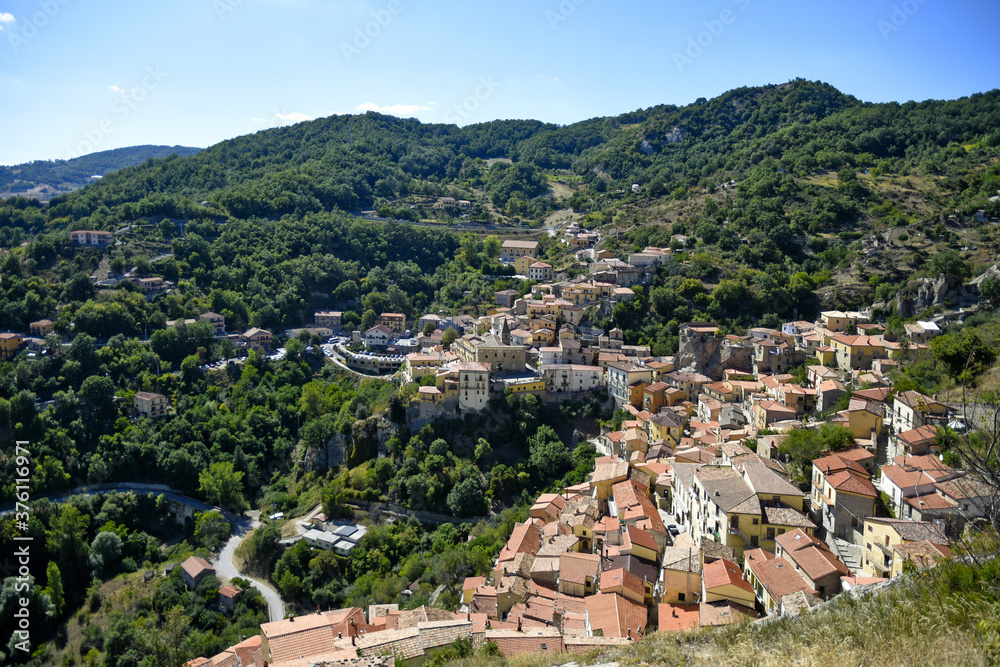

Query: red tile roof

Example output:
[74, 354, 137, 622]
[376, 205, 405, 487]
[657, 603, 701, 632]
[586, 592, 649, 639]
[702, 558, 753, 594]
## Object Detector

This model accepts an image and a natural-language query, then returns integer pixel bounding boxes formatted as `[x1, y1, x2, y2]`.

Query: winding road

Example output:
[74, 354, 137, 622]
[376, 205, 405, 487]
[3, 482, 285, 622]
[212, 515, 285, 622]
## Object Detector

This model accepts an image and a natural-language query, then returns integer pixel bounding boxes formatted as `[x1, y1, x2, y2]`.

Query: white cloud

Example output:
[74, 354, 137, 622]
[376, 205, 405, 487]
[0, 12, 14, 29]
[355, 102, 432, 116]
[110, 85, 124, 93]
[275, 111, 314, 123]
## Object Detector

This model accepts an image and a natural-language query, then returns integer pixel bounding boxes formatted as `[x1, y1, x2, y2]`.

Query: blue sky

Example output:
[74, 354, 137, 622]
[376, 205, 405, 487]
[1, 0, 998, 165]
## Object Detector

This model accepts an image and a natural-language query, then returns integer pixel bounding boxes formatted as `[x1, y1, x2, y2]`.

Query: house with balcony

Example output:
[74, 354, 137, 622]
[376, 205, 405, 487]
[811, 453, 877, 545]
[891, 391, 951, 433]
[378, 313, 406, 334]
[861, 518, 949, 578]
[134, 391, 169, 419]
[70, 229, 114, 247]
[774, 529, 849, 598]
[241, 327, 273, 352]
[199, 312, 226, 335]
[29, 319, 54, 338]
[314, 310, 342, 330]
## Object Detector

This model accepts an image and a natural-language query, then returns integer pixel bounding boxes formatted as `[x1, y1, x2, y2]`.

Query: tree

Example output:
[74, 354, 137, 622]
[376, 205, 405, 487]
[446, 477, 488, 518]
[194, 510, 232, 550]
[487, 464, 518, 502]
[80, 375, 115, 417]
[929, 249, 971, 282]
[361, 309, 377, 331]
[88, 531, 123, 578]
[43, 562, 64, 617]
[46, 504, 90, 584]
[474, 438, 493, 468]
[779, 423, 854, 484]
[981, 275, 1000, 305]
[528, 425, 572, 482]
[199, 461, 248, 512]
[441, 326, 459, 348]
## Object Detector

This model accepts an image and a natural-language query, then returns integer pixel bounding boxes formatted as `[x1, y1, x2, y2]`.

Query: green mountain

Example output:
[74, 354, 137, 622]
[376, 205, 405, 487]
[0, 144, 202, 201]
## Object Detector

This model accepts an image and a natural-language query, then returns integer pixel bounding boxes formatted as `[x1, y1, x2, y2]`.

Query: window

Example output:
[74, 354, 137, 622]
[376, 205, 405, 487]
[752, 518, 759, 525]
[766, 528, 775, 540]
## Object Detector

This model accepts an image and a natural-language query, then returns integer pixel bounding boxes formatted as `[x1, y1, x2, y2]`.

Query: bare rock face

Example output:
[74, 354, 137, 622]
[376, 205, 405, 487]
[971, 257, 1000, 289]
[895, 274, 979, 319]
[676, 331, 724, 378]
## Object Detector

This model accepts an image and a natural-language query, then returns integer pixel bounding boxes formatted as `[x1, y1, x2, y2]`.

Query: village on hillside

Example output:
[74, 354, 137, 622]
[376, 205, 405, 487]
[173, 237, 991, 667]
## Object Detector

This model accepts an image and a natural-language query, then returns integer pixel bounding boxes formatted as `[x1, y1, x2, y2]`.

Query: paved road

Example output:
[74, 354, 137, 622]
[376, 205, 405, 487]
[212, 516, 285, 623]
[2, 482, 286, 622]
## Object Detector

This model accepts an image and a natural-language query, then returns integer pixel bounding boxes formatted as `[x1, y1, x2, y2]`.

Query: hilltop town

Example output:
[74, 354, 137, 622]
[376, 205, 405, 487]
[170, 237, 992, 667]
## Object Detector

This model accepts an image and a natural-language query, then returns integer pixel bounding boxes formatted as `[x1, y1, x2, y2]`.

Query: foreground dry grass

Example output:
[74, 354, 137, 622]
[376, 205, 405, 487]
[443, 558, 999, 667]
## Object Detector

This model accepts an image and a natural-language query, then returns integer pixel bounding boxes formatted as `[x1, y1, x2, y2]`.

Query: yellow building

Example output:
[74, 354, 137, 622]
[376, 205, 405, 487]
[29, 320, 54, 337]
[837, 398, 885, 439]
[647, 411, 684, 446]
[377, 313, 406, 334]
[830, 334, 885, 371]
[861, 517, 949, 578]
[0, 333, 24, 361]
[514, 255, 537, 275]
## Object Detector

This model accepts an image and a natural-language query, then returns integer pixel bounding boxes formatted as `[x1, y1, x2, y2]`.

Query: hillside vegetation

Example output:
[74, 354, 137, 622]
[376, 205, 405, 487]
[0, 145, 201, 201]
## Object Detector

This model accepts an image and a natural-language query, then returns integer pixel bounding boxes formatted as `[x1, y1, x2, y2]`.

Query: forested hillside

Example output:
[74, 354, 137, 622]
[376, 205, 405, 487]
[0, 145, 201, 201]
[2, 79, 1000, 665]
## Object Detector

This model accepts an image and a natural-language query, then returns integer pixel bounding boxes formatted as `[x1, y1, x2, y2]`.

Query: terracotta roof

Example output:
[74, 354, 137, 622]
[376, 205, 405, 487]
[825, 470, 878, 497]
[261, 613, 338, 665]
[748, 556, 817, 602]
[355, 627, 423, 661]
[702, 558, 753, 594]
[499, 521, 541, 562]
[485, 627, 563, 657]
[600, 568, 646, 598]
[218, 585, 241, 599]
[897, 424, 939, 445]
[892, 541, 952, 570]
[813, 454, 868, 477]
[776, 530, 849, 580]
[699, 600, 758, 626]
[585, 592, 649, 639]
[657, 603, 700, 632]
[624, 525, 658, 553]
[558, 552, 600, 585]
[181, 556, 215, 581]
[592, 458, 630, 484]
